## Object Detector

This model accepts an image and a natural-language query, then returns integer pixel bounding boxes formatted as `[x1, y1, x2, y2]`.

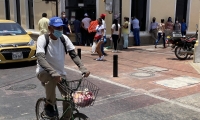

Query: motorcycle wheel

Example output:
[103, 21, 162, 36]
[175, 46, 188, 60]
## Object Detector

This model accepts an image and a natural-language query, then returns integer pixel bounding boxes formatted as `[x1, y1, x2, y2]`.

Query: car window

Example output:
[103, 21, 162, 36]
[0, 23, 27, 36]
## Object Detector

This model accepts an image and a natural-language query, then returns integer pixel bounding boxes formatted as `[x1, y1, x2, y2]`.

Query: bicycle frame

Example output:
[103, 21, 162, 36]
[55, 98, 79, 120]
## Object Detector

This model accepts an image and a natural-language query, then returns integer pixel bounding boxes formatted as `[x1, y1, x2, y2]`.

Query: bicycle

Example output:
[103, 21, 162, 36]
[35, 76, 99, 120]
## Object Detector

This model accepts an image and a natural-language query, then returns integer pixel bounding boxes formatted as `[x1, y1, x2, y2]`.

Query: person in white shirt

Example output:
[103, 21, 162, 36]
[81, 13, 91, 46]
[155, 19, 166, 48]
[100, 13, 107, 55]
[131, 16, 140, 46]
[110, 19, 121, 52]
[36, 17, 90, 119]
[94, 18, 105, 61]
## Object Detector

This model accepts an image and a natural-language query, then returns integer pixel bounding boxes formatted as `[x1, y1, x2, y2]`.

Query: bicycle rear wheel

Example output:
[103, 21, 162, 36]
[35, 98, 46, 120]
[73, 113, 89, 120]
[36, 98, 59, 120]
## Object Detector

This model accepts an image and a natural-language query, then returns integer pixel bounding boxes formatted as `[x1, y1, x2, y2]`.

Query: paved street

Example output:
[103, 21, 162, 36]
[1, 44, 200, 120]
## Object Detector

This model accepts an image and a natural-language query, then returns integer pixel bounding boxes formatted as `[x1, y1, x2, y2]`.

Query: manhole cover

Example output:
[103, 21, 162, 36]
[131, 72, 155, 77]
[7, 84, 36, 91]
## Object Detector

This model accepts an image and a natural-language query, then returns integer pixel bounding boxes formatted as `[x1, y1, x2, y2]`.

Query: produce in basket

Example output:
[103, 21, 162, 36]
[73, 89, 94, 107]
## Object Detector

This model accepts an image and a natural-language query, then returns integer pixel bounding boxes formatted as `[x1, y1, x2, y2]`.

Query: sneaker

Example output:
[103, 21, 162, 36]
[96, 58, 103, 61]
[44, 104, 57, 117]
[100, 55, 104, 60]
[90, 43, 92, 46]
[85, 44, 87, 46]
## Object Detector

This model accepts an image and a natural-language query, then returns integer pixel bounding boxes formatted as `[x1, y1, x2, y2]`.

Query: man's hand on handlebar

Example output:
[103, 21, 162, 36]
[83, 71, 90, 77]
[54, 76, 62, 83]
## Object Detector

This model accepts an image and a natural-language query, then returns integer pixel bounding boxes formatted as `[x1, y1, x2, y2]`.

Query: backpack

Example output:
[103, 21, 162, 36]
[44, 34, 68, 54]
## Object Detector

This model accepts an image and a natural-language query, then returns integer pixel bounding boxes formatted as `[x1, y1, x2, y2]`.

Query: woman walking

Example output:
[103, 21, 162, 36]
[165, 17, 174, 37]
[110, 19, 121, 52]
[155, 19, 166, 48]
[94, 18, 105, 61]
[122, 17, 129, 49]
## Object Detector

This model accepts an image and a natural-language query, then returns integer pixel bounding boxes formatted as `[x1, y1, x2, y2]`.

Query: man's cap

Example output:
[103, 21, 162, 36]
[49, 17, 64, 27]
[84, 13, 88, 17]
[100, 14, 106, 18]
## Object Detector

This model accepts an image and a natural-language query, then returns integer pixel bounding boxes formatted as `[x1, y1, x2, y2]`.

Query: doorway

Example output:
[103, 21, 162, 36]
[5, 0, 10, 20]
[131, 0, 147, 31]
[16, 0, 21, 24]
[28, 0, 34, 29]
[175, 0, 188, 22]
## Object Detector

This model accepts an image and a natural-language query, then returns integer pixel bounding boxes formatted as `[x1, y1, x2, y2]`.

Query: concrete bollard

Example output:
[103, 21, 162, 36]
[113, 55, 118, 77]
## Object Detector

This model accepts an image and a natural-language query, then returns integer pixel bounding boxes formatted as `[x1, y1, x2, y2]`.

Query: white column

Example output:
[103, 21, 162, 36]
[193, 10, 200, 63]
[59, 0, 65, 15]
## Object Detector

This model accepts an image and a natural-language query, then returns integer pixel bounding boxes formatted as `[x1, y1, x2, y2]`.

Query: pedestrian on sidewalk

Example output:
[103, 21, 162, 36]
[38, 13, 49, 35]
[61, 11, 72, 36]
[181, 19, 187, 36]
[155, 19, 166, 48]
[81, 13, 91, 46]
[149, 17, 158, 43]
[165, 17, 174, 37]
[94, 18, 105, 61]
[88, 19, 98, 53]
[73, 16, 82, 45]
[174, 18, 181, 32]
[131, 16, 140, 46]
[100, 13, 107, 55]
[111, 19, 121, 52]
[122, 17, 129, 49]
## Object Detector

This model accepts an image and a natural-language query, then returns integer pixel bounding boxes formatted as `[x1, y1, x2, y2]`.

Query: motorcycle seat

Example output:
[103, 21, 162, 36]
[185, 38, 197, 42]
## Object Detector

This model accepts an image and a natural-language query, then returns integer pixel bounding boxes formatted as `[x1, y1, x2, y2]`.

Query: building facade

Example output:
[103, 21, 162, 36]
[0, 0, 200, 45]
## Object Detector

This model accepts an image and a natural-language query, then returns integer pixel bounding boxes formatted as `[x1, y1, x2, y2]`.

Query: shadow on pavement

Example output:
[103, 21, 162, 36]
[0, 61, 36, 69]
[166, 57, 193, 61]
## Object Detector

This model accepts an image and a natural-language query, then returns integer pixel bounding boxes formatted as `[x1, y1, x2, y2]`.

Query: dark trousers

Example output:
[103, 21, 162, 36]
[133, 28, 140, 46]
[155, 33, 166, 47]
[181, 31, 186, 36]
[112, 34, 119, 50]
[82, 29, 89, 45]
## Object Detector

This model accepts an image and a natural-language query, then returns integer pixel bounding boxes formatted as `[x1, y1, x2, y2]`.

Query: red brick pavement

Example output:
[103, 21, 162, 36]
[65, 45, 200, 100]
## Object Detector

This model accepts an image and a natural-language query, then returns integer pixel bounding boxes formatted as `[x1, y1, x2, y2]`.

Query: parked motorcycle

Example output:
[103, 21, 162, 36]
[173, 25, 198, 60]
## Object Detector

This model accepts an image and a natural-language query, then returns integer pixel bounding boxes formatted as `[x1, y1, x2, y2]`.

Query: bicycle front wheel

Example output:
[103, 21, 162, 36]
[73, 113, 89, 120]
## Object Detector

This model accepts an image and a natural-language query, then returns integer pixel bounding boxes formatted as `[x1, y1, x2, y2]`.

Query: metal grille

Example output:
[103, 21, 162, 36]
[1, 48, 31, 60]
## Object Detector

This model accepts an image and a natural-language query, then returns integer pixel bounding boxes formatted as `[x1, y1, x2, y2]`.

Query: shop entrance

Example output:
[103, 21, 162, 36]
[65, 0, 96, 32]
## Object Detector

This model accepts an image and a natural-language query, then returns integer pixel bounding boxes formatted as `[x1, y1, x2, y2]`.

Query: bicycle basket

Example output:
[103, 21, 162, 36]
[67, 79, 99, 108]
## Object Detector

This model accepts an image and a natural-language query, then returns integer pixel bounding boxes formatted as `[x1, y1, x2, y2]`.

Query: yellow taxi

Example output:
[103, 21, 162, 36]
[0, 20, 36, 64]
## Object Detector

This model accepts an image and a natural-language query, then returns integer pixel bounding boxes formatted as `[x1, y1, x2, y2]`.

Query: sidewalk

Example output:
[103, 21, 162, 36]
[65, 44, 200, 99]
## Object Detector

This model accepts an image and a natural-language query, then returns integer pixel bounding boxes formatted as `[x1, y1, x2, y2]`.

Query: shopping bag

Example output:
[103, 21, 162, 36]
[92, 42, 97, 53]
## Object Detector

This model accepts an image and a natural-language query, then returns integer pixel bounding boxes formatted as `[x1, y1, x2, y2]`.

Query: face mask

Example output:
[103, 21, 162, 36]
[176, 21, 178, 23]
[53, 30, 62, 38]
[62, 15, 66, 17]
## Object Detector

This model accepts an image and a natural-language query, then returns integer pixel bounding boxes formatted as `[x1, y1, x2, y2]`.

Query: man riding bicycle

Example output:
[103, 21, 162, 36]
[36, 17, 90, 119]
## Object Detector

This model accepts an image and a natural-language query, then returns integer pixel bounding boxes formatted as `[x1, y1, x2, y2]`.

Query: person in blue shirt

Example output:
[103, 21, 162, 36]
[181, 19, 187, 36]
[73, 17, 82, 45]
[61, 11, 72, 36]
